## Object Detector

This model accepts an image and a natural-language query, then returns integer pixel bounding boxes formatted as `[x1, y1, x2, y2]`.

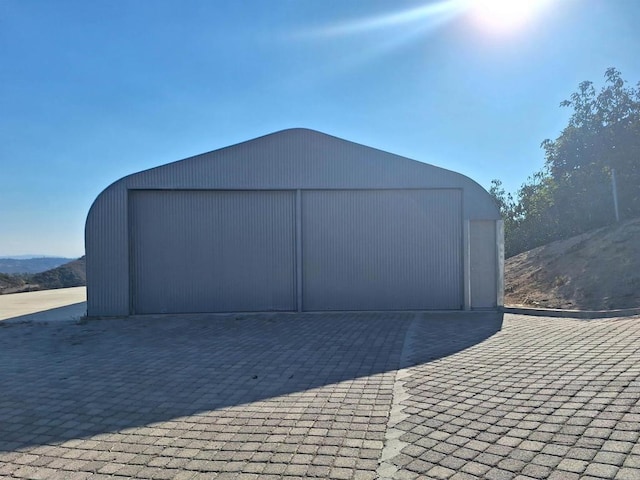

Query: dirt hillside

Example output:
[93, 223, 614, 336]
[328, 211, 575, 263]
[505, 217, 640, 310]
[31, 256, 86, 290]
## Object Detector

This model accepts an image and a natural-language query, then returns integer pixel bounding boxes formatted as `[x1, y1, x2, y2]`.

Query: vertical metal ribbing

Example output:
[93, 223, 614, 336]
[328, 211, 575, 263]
[127, 190, 134, 315]
[470, 220, 498, 309]
[86, 130, 500, 316]
[302, 189, 463, 311]
[463, 219, 471, 310]
[296, 190, 303, 312]
[129, 190, 296, 314]
[86, 185, 129, 316]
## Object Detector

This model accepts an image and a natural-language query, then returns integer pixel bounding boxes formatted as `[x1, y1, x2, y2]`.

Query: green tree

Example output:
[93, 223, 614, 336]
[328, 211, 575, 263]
[489, 179, 518, 257]
[542, 68, 640, 232]
[494, 68, 640, 257]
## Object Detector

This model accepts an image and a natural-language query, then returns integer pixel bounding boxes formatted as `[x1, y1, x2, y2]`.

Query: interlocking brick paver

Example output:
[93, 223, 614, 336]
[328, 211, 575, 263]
[385, 314, 640, 479]
[1, 313, 407, 479]
[584, 462, 620, 477]
[1, 313, 640, 479]
[484, 467, 517, 480]
[617, 467, 640, 480]
[461, 460, 492, 476]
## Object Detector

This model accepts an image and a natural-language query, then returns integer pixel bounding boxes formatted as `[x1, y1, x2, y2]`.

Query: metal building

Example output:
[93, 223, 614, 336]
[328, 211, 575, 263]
[85, 128, 503, 316]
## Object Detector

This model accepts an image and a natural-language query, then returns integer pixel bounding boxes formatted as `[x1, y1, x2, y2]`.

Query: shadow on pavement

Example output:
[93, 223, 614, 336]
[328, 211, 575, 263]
[0, 302, 87, 324]
[0, 311, 502, 451]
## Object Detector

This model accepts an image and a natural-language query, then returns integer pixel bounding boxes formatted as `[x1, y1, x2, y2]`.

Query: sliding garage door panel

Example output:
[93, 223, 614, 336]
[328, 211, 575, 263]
[302, 189, 462, 311]
[129, 190, 296, 314]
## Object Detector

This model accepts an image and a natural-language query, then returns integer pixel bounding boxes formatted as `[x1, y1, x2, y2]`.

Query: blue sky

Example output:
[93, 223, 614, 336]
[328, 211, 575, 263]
[2, 0, 639, 258]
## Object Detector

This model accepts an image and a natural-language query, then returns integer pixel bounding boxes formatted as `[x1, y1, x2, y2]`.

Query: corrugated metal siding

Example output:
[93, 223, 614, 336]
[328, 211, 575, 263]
[85, 185, 129, 316]
[470, 220, 498, 309]
[129, 190, 296, 314]
[86, 129, 499, 315]
[122, 129, 499, 219]
[301, 189, 462, 311]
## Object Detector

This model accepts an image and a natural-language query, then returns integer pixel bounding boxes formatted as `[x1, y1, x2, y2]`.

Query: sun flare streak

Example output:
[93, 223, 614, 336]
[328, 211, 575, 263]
[291, 0, 553, 81]
[310, 1, 464, 37]
[302, 0, 554, 40]
[301, 0, 557, 43]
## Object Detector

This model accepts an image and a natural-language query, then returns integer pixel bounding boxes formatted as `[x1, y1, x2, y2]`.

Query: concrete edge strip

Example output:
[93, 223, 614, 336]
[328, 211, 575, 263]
[502, 306, 640, 319]
[2, 316, 83, 326]
[2, 309, 86, 325]
[377, 315, 420, 480]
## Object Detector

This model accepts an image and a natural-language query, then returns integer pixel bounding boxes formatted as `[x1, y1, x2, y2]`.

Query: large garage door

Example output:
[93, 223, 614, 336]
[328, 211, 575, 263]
[129, 190, 296, 314]
[302, 189, 462, 310]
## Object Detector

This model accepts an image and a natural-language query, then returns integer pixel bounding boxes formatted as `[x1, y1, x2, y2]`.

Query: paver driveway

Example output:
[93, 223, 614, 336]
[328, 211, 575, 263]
[0, 313, 638, 480]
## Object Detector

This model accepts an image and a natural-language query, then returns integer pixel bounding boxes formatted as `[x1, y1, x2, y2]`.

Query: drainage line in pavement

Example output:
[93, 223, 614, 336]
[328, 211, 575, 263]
[377, 314, 419, 480]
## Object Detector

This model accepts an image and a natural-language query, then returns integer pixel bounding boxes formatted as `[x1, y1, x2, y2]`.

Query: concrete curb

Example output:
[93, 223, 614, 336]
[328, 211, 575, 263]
[503, 305, 640, 319]
[84, 309, 503, 322]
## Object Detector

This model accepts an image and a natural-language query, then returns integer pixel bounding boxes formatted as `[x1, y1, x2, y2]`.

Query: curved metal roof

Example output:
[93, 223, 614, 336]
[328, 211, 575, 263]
[88, 128, 499, 220]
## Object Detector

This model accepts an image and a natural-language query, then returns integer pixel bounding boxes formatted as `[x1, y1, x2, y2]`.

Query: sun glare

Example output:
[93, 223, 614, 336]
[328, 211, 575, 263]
[466, 0, 552, 33]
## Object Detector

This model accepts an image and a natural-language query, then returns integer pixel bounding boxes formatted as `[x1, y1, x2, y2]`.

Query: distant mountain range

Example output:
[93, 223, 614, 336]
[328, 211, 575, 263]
[0, 257, 86, 294]
[0, 257, 74, 274]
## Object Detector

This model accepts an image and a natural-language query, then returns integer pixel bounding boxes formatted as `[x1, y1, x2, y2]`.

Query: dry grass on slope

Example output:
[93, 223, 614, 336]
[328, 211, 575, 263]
[505, 217, 640, 310]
